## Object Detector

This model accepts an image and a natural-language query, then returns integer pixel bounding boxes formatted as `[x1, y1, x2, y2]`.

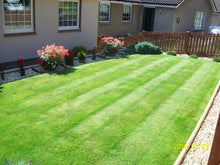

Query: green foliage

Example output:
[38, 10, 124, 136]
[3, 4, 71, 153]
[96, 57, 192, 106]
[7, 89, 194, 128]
[166, 50, 176, 56]
[77, 51, 86, 61]
[125, 42, 138, 54]
[213, 57, 220, 62]
[189, 55, 198, 59]
[73, 46, 87, 56]
[125, 42, 162, 55]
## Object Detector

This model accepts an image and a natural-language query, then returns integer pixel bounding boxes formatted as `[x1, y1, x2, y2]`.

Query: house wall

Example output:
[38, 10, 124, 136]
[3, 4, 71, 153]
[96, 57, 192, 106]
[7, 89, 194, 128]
[153, 7, 175, 32]
[210, 14, 220, 26]
[0, 0, 99, 63]
[172, 0, 214, 32]
[98, 3, 144, 36]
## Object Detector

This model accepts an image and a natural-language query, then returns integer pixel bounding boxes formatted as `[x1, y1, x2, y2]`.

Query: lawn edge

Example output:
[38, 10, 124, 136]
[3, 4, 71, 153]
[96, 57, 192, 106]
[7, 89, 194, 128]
[174, 80, 220, 165]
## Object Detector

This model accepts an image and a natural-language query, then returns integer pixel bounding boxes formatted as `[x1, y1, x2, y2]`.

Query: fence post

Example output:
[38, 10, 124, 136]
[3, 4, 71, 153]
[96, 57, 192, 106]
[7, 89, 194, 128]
[142, 31, 146, 42]
[97, 35, 103, 53]
[184, 31, 190, 54]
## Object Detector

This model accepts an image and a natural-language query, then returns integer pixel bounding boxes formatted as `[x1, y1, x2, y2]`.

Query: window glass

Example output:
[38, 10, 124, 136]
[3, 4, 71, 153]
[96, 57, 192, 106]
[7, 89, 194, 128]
[99, 4, 110, 22]
[194, 11, 205, 29]
[59, 0, 79, 29]
[3, 0, 32, 32]
[123, 6, 131, 22]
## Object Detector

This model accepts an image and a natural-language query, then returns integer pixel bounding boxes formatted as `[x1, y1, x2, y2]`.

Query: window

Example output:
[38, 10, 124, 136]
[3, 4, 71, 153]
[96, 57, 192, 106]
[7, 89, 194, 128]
[3, 0, 34, 34]
[194, 11, 206, 30]
[123, 5, 132, 22]
[59, 0, 80, 30]
[99, 3, 110, 22]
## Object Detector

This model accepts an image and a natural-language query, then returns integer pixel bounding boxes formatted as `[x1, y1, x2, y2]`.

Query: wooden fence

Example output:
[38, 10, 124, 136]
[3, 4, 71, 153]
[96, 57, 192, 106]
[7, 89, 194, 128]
[97, 31, 220, 57]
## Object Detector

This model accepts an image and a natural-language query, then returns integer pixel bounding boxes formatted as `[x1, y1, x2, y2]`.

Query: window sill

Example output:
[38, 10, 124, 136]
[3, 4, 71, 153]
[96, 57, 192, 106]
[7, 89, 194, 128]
[4, 31, 36, 37]
[122, 21, 132, 23]
[58, 28, 81, 33]
[193, 28, 204, 31]
[99, 21, 111, 24]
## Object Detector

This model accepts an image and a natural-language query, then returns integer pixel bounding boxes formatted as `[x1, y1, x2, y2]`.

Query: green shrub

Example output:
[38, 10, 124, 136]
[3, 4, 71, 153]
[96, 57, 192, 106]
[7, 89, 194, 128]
[125, 42, 162, 55]
[213, 57, 220, 62]
[166, 50, 176, 56]
[73, 46, 87, 55]
[125, 42, 138, 54]
[189, 55, 198, 59]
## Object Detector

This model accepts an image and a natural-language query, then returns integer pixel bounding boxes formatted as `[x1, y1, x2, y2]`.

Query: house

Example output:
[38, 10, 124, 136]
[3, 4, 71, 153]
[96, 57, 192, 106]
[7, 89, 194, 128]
[0, 0, 99, 64]
[98, 0, 220, 36]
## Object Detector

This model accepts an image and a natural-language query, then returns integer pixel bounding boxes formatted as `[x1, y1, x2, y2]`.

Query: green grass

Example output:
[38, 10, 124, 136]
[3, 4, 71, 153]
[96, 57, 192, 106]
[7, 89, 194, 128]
[1, 55, 220, 165]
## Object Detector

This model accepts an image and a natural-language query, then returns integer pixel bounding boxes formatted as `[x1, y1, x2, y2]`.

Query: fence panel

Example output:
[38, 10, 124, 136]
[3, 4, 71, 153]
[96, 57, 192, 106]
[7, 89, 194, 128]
[97, 31, 220, 57]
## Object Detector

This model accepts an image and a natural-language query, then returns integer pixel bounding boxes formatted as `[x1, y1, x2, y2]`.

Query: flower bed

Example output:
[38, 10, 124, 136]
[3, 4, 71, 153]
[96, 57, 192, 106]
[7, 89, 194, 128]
[0, 51, 127, 84]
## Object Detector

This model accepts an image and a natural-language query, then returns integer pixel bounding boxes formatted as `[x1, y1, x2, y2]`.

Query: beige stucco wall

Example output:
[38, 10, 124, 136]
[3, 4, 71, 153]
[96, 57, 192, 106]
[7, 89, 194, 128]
[98, 3, 144, 36]
[210, 14, 220, 26]
[172, 0, 215, 32]
[153, 7, 175, 32]
[0, 0, 99, 63]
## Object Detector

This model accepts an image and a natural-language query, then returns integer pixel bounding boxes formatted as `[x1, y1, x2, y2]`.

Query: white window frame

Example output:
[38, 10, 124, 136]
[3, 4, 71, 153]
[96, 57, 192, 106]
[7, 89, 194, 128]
[99, 2, 111, 23]
[2, 0, 34, 34]
[122, 4, 132, 23]
[58, 0, 80, 31]
[194, 11, 206, 30]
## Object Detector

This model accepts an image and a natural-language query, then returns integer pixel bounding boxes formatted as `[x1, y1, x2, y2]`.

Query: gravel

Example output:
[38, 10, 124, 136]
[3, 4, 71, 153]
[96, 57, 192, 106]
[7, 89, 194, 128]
[177, 54, 213, 61]
[181, 90, 220, 165]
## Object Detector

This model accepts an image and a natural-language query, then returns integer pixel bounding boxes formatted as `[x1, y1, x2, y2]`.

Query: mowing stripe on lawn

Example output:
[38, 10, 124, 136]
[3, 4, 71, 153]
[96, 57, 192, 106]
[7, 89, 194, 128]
[11, 56, 160, 110]
[11, 56, 178, 134]
[0, 56, 172, 135]
[98, 63, 215, 165]
[37, 60, 203, 164]
[44, 56, 179, 133]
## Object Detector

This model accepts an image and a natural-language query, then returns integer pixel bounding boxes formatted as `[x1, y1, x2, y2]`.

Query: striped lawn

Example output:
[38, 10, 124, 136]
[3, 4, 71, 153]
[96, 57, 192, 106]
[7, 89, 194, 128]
[1, 55, 220, 165]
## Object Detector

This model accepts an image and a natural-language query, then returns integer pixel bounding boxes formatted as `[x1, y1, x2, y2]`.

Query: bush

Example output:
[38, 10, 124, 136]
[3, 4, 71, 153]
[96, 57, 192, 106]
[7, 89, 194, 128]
[37, 44, 69, 70]
[125, 42, 162, 55]
[65, 50, 74, 66]
[213, 57, 220, 62]
[166, 50, 176, 56]
[101, 37, 124, 56]
[189, 55, 198, 59]
[72, 46, 87, 56]
[77, 51, 86, 61]
[125, 42, 138, 54]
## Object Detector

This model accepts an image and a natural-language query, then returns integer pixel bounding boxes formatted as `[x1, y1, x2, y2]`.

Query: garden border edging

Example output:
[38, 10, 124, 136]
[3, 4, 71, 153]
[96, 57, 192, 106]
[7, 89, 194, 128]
[174, 80, 220, 165]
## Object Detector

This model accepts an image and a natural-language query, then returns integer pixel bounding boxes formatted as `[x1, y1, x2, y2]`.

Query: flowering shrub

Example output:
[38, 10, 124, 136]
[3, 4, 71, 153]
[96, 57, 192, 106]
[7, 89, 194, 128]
[65, 50, 75, 66]
[37, 44, 69, 70]
[73, 46, 87, 56]
[101, 37, 124, 56]
[77, 51, 86, 62]
[17, 57, 25, 76]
